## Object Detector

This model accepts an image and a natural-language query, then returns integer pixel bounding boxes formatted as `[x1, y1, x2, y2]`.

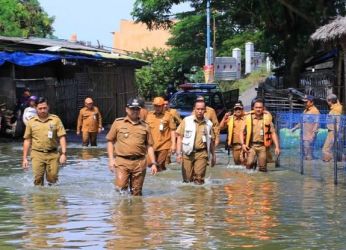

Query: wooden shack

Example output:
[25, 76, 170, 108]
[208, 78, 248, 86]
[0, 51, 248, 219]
[311, 16, 346, 107]
[0, 36, 147, 128]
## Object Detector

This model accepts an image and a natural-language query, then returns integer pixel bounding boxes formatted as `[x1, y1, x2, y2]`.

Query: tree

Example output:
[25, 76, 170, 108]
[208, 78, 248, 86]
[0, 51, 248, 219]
[132, 0, 346, 86]
[133, 48, 177, 99]
[0, 0, 54, 37]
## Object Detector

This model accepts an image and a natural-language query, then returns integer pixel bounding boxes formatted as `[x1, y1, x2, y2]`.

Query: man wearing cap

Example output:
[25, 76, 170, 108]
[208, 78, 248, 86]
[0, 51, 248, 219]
[292, 95, 320, 160]
[107, 97, 158, 196]
[322, 94, 343, 162]
[240, 98, 280, 172]
[77, 97, 103, 146]
[193, 96, 220, 147]
[146, 97, 176, 171]
[220, 101, 246, 165]
[22, 96, 38, 126]
[176, 99, 216, 184]
[22, 97, 67, 186]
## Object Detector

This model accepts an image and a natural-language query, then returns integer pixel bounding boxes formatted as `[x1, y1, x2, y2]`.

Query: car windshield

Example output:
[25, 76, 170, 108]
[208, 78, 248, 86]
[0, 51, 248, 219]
[174, 93, 211, 109]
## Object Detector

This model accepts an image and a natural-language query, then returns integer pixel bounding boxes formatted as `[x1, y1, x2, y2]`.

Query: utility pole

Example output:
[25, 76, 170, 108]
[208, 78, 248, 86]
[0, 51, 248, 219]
[206, 0, 211, 66]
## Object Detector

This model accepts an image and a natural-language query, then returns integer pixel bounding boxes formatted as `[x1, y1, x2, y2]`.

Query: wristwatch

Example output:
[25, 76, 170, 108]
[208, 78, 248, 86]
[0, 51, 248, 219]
[151, 162, 158, 167]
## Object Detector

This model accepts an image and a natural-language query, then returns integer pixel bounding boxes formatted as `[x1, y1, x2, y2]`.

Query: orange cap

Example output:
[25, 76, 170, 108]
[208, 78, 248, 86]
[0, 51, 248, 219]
[153, 97, 165, 106]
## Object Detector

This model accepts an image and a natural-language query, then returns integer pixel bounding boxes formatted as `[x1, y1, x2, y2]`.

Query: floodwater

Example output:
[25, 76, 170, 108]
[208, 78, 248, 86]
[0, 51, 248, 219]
[1, 139, 346, 249]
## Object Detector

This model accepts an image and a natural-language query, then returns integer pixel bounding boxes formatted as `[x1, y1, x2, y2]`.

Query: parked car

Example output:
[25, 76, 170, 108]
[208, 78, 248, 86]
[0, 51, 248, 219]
[169, 83, 239, 121]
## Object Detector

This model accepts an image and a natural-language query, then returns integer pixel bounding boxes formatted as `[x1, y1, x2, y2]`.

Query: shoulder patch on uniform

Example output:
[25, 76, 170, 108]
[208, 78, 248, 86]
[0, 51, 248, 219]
[115, 117, 125, 121]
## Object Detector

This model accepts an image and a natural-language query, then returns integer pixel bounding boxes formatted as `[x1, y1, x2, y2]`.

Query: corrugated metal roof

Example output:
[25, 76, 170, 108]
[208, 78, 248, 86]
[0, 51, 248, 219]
[53, 48, 149, 64]
[0, 35, 107, 52]
[0, 36, 149, 66]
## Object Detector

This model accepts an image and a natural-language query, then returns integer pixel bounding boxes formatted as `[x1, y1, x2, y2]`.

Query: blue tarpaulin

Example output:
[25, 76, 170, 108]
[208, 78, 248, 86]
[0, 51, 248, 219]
[0, 51, 94, 66]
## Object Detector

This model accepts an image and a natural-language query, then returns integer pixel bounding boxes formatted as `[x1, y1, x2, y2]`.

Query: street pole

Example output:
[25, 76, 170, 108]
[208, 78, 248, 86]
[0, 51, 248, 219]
[206, 0, 211, 66]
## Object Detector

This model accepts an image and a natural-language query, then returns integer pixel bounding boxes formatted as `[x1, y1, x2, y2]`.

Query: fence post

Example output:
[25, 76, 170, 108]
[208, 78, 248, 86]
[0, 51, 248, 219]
[300, 115, 304, 175]
[333, 117, 338, 185]
[275, 115, 280, 168]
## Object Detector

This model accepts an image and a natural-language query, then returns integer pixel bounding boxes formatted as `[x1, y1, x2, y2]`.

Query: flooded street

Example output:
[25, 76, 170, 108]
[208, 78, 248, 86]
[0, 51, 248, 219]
[1, 139, 346, 249]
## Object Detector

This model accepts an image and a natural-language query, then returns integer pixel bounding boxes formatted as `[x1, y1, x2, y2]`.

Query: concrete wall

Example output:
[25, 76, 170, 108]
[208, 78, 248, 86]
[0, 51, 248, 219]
[113, 19, 172, 53]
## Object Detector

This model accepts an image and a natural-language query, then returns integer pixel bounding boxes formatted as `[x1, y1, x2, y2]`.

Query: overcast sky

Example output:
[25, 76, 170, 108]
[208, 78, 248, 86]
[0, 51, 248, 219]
[38, 0, 191, 49]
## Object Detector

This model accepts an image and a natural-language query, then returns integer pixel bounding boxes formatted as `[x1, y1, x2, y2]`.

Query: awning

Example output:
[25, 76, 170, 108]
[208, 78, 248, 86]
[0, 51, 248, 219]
[0, 51, 93, 66]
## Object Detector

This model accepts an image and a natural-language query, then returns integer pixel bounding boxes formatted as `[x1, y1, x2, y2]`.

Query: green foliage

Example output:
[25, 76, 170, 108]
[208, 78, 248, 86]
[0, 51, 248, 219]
[133, 48, 176, 99]
[219, 67, 269, 94]
[133, 0, 346, 86]
[0, 0, 54, 37]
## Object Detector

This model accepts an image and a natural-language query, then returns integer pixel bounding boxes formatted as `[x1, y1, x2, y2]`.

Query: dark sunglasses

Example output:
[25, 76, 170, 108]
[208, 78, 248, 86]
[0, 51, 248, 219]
[234, 107, 243, 111]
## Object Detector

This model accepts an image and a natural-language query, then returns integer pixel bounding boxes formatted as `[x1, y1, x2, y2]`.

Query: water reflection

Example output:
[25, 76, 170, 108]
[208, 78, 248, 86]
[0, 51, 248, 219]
[224, 172, 278, 243]
[2, 141, 346, 249]
[21, 190, 67, 249]
[107, 198, 149, 249]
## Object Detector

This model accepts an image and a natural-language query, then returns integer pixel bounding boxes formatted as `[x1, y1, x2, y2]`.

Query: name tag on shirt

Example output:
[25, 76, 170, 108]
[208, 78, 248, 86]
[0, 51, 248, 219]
[48, 131, 53, 139]
[202, 135, 207, 143]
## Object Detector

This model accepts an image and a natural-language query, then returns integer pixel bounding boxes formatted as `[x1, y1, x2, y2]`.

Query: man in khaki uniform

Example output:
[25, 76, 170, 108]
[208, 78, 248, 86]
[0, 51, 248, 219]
[220, 102, 245, 165]
[22, 97, 67, 186]
[194, 96, 220, 146]
[240, 99, 280, 172]
[322, 94, 343, 162]
[77, 97, 102, 146]
[164, 100, 182, 127]
[107, 97, 158, 196]
[176, 99, 216, 184]
[292, 95, 320, 160]
[164, 99, 182, 165]
[146, 97, 176, 171]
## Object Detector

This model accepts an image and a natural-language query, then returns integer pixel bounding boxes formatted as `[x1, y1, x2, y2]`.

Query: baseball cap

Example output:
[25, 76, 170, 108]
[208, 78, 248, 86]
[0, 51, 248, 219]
[303, 95, 314, 102]
[29, 95, 38, 101]
[153, 97, 165, 106]
[233, 102, 243, 109]
[127, 97, 141, 108]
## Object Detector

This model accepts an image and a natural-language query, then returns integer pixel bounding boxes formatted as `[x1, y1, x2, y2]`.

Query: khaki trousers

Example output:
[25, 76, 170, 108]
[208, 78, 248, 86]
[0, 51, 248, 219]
[322, 131, 334, 161]
[155, 149, 169, 172]
[182, 151, 208, 184]
[114, 156, 146, 196]
[245, 145, 267, 171]
[231, 144, 243, 165]
[31, 150, 60, 186]
[82, 131, 98, 146]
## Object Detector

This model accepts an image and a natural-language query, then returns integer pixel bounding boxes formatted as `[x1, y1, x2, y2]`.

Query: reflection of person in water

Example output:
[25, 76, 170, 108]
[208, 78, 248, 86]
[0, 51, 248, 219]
[21, 192, 67, 249]
[106, 199, 149, 249]
[223, 174, 278, 240]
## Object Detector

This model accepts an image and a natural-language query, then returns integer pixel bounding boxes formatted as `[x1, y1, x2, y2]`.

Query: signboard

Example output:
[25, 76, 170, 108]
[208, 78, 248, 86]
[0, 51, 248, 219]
[214, 57, 239, 81]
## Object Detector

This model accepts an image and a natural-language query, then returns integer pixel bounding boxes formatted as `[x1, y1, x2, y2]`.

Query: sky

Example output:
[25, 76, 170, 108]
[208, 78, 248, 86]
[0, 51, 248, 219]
[38, 0, 191, 49]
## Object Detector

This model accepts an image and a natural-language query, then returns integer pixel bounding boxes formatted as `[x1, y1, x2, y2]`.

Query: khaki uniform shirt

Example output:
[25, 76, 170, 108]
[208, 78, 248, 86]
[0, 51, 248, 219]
[168, 108, 182, 127]
[327, 102, 343, 131]
[77, 106, 102, 133]
[232, 116, 245, 144]
[146, 111, 176, 151]
[303, 105, 320, 141]
[192, 106, 220, 138]
[139, 108, 148, 121]
[24, 114, 66, 151]
[251, 114, 275, 143]
[106, 117, 153, 157]
[176, 117, 215, 153]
